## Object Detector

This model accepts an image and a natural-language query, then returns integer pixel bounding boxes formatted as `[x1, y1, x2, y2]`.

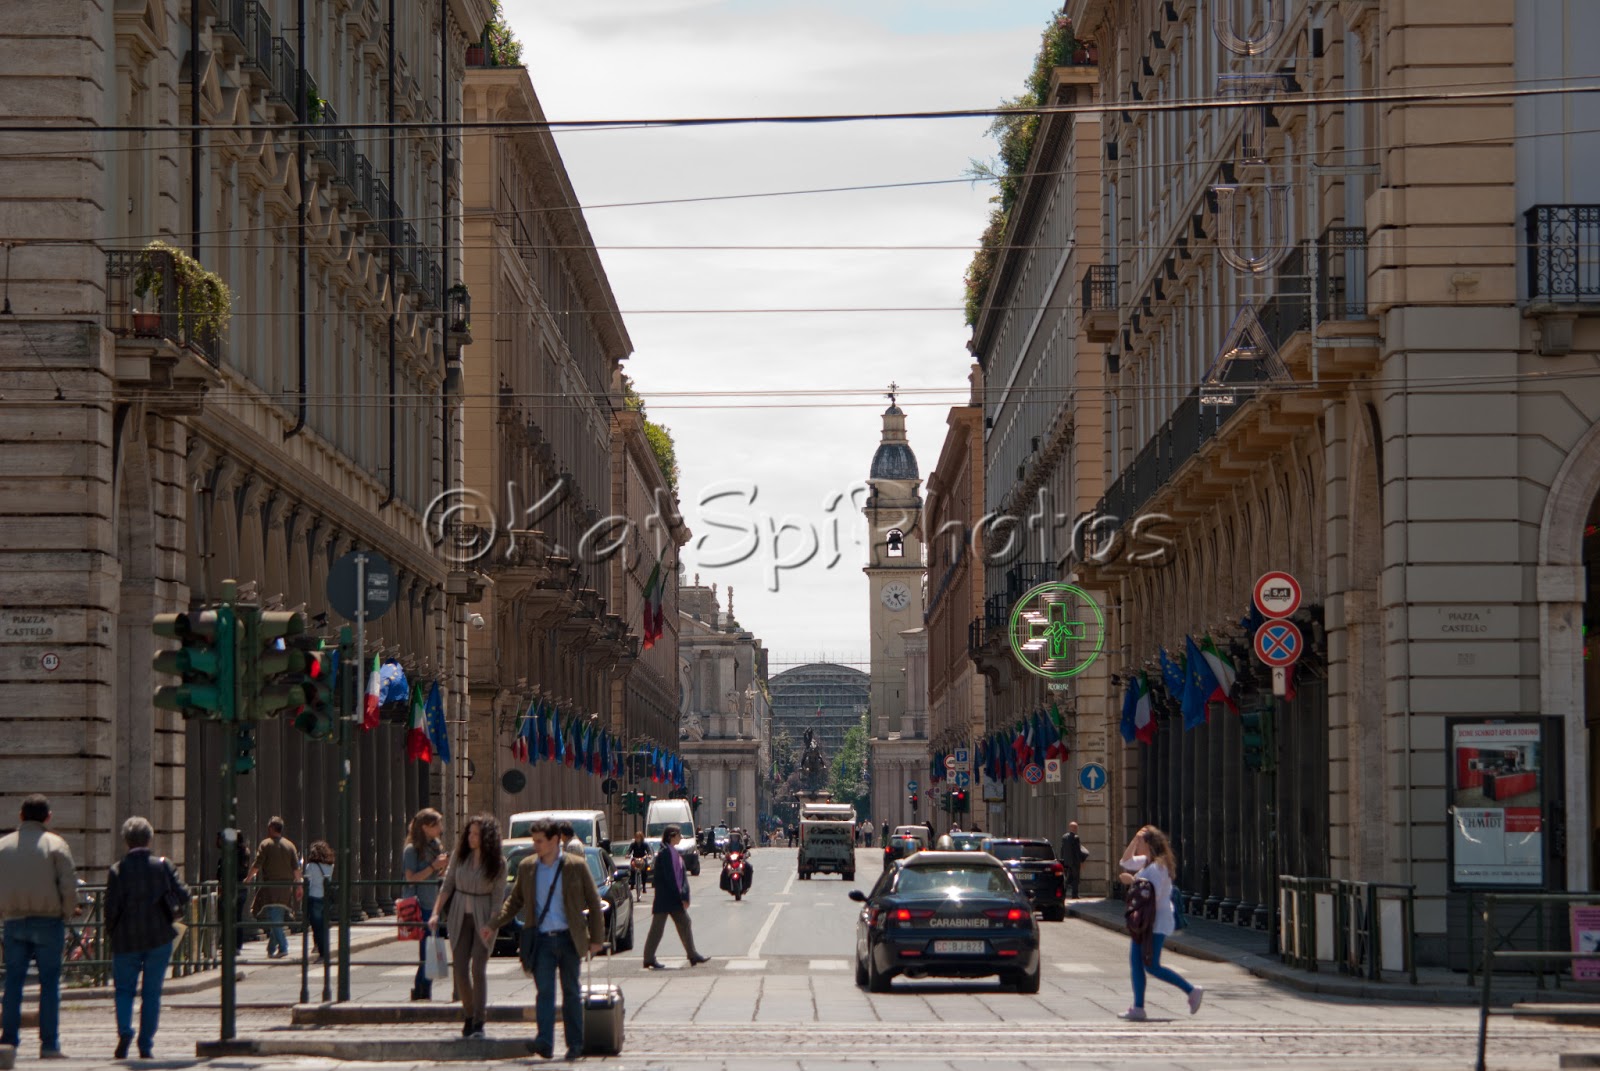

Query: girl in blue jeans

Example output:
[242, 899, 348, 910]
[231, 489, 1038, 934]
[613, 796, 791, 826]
[304, 841, 334, 961]
[1116, 825, 1203, 1020]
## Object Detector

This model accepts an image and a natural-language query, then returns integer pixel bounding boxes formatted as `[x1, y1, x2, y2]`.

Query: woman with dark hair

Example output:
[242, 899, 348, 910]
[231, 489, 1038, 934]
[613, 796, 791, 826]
[431, 815, 506, 1038]
[1116, 825, 1201, 1021]
[303, 841, 334, 962]
[402, 809, 448, 1001]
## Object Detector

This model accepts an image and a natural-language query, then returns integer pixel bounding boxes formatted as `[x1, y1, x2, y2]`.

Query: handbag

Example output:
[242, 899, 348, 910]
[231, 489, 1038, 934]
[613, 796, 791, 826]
[425, 930, 451, 980]
[396, 896, 425, 941]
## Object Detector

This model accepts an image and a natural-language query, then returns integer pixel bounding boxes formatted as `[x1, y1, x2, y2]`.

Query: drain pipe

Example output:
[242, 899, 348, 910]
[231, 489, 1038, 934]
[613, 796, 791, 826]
[285, 0, 308, 441]
[439, 0, 452, 500]
[190, 9, 200, 262]
[379, 0, 397, 510]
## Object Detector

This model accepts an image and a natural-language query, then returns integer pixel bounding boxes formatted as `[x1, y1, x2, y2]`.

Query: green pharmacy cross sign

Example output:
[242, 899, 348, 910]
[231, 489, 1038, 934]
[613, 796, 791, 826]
[1008, 582, 1106, 679]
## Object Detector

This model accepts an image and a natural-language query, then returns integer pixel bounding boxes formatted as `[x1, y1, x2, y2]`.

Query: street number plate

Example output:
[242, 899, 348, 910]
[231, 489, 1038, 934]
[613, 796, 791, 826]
[932, 940, 986, 955]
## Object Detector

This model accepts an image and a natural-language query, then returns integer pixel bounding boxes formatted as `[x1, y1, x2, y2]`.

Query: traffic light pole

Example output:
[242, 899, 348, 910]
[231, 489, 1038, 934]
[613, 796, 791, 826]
[339, 557, 367, 1003]
[219, 581, 242, 1042]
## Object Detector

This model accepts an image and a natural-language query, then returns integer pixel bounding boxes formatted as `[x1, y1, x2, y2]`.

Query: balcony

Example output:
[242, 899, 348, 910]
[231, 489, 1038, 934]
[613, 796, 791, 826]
[225, 0, 272, 81]
[268, 36, 298, 114]
[1081, 264, 1118, 343]
[1317, 226, 1368, 321]
[1527, 205, 1600, 305]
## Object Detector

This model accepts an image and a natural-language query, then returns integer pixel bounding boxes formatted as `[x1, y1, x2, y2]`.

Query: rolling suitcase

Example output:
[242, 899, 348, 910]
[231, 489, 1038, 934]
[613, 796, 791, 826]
[582, 942, 624, 1056]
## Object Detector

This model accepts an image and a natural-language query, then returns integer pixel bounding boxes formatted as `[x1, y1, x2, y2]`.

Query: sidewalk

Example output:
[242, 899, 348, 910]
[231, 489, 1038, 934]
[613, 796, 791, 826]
[1068, 897, 1597, 1006]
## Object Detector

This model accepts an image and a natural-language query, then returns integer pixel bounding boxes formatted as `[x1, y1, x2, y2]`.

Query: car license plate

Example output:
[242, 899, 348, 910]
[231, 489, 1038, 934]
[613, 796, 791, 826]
[932, 940, 986, 955]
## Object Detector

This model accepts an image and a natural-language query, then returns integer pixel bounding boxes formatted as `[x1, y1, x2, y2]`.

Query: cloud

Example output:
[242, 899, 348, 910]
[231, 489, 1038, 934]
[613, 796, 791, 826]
[502, 0, 1059, 657]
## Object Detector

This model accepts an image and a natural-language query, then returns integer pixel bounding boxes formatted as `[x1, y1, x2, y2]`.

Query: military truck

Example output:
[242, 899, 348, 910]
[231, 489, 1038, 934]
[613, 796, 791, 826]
[797, 801, 857, 881]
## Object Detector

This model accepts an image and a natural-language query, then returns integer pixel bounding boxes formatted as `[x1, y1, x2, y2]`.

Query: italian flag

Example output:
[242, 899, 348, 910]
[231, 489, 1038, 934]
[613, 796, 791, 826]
[1132, 672, 1155, 744]
[641, 560, 665, 649]
[405, 683, 432, 763]
[362, 654, 381, 730]
[1201, 636, 1240, 713]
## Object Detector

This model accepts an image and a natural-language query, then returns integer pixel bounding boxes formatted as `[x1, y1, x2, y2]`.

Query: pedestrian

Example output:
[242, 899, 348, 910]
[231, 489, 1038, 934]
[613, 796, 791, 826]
[880, 820, 889, 845]
[303, 841, 334, 962]
[640, 825, 710, 970]
[245, 817, 301, 960]
[483, 819, 604, 1061]
[0, 794, 80, 1060]
[105, 816, 189, 1060]
[557, 821, 576, 850]
[432, 815, 505, 1039]
[786, 825, 796, 849]
[1060, 821, 1086, 899]
[215, 831, 249, 952]
[402, 808, 448, 1001]
[1116, 825, 1202, 1021]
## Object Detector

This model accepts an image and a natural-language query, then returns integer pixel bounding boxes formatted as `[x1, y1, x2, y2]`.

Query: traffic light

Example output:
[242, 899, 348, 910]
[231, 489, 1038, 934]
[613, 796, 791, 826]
[908, 793, 918, 809]
[690, 795, 702, 811]
[1240, 708, 1270, 772]
[951, 790, 968, 813]
[152, 608, 237, 721]
[289, 636, 335, 740]
[234, 726, 257, 775]
[246, 609, 308, 719]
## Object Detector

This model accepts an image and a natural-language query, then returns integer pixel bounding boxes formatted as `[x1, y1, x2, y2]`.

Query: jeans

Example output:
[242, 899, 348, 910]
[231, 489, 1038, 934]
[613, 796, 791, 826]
[306, 897, 328, 959]
[1129, 933, 1192, 1008]
[259, 904, 290, 957]
[531, 929, 582, 1053]
[1, 917, 65, 1053]
[113, 942, 173, 1053]
[414, 931, 434, 997]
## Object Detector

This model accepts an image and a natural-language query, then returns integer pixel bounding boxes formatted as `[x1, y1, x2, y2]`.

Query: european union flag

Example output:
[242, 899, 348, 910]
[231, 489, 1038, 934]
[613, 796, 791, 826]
[425, 681, 451, 764]
[1181, 635, 1221, 731]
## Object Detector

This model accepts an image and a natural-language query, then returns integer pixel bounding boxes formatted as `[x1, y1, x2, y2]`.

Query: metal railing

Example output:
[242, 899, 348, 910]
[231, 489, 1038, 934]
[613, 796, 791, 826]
[268, 37, 298, 112]
[1278, 875, 1416, 982]
[239, 0, 273, 76]
[1527, 204, 1600, 304]
[1318, 225, 1368, 320]
[1082, 263, 1117, 310]
[104, 247, 223, 364]
[1475, 892, 1600, 1071]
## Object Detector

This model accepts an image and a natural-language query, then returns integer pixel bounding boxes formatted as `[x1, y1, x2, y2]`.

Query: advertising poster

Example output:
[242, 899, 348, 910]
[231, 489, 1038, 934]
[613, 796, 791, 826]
[1450, 721, 1544, 887]
[1571, 906, 1600, 981]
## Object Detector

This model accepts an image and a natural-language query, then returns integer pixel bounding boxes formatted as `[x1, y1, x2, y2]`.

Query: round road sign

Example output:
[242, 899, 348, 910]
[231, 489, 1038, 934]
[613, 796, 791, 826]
[944, 754, 957, 771]
[1254, 620, 1304, 667]
[1253, 571, 1301, 619]
[1022, 763, 1044, 785]
[328, 551, 396, 623]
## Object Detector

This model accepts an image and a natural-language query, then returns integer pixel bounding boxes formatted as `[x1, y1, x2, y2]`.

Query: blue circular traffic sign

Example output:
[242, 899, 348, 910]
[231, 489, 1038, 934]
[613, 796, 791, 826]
[906, 779, 919, 792]
[1078, 763, 1107, 792]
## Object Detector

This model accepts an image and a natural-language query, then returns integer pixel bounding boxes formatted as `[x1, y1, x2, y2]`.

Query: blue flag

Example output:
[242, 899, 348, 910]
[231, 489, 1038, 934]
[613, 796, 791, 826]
[1182, 635, 1221, 731]
[425, 681, 451, 763]
[1159, 647, 1185, 700]
[1120, 677, 1139, 744]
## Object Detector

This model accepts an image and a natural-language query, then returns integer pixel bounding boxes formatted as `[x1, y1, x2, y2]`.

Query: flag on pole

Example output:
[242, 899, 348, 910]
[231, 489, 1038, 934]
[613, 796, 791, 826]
[1159, 647, 1185, 701]
[405, 683, 431, 762]
[512, 702, 531, 763]
[362, 654, 381, 731]
[1182, 635, 1222, 730]
[425, 681, 451, 764]
[1118, 672, 1154, 745]
[1201, 635, 1240, 713]
[641, 560, 665, 649]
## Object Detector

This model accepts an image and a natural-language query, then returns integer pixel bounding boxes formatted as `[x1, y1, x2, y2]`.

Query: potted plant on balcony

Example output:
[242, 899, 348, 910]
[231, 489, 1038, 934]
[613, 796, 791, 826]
[133, 239, 233, 348]
[447, 281, 471, 334]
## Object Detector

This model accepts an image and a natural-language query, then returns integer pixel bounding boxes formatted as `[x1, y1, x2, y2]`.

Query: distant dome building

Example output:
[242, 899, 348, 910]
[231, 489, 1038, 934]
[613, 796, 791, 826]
[769, 662, 870, 765]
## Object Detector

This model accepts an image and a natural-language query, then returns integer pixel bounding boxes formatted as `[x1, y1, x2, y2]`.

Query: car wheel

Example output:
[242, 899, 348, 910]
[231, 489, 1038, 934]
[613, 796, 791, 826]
[1043, 906, 1066, 922]
[616, 914, 635, 953]
[866, 950, 891, 993]
[688, 858, 700, 877]
[855, 954, 869, 987]
[843, 871, 855, 882]
[1016, 964, 1041, 994]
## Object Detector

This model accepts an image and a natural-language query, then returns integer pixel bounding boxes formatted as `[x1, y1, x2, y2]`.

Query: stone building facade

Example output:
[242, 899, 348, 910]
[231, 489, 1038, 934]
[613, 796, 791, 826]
[677, 580, 770, 834]
[964, 61, 1112, 861]
[1062, 0, 1600, 963]
[0, 0, 490, 880]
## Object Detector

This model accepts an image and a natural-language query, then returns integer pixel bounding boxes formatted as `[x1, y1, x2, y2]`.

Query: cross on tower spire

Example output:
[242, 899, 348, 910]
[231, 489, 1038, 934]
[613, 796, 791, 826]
[886, 381, 899, 407]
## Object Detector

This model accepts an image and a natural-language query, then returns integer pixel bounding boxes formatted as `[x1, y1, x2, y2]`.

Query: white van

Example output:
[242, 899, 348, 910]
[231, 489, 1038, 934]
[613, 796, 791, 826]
[644, 798, 700, 875]
[507, 809, 611, 851]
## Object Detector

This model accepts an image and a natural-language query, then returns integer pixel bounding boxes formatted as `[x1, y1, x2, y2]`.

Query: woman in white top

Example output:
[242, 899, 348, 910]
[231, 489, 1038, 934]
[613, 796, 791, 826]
[303, 840, 334, 962]
[1116, 825, 1202, 1020]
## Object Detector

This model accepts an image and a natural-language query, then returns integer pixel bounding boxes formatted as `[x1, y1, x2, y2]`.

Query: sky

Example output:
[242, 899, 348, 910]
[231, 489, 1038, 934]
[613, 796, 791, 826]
[504, 0, 1064, 664]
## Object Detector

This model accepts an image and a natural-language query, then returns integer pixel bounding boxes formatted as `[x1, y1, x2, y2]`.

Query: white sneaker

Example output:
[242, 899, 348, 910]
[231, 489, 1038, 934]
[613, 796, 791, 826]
[1188, 986, 1205, 1015]
[1118, 1006, 1147, 1021]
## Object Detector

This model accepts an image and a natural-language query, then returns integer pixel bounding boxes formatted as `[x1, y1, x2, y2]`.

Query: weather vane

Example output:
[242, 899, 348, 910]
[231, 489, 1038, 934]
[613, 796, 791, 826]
[886, 381, 899, 407]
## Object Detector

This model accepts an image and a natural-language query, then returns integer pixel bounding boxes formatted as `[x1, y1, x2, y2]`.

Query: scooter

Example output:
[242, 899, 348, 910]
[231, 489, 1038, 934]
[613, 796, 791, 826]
[720, 850, 751, 901]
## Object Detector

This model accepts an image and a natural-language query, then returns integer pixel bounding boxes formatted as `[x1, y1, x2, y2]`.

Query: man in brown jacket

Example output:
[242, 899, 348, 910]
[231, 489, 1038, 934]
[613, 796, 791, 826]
[245, 817, 300, 959]
[0, 794, 80, 1059]
[484, 819, 603, 1061]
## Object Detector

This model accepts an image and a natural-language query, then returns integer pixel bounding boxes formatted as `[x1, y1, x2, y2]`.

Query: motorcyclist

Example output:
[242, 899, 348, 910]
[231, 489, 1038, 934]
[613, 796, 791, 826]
[726, 828, 746, 855]
[627, 831, 651, 898]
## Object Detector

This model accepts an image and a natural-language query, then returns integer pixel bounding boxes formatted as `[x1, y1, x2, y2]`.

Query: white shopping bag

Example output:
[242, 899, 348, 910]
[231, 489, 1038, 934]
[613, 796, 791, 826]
[425, 933, 451, 980]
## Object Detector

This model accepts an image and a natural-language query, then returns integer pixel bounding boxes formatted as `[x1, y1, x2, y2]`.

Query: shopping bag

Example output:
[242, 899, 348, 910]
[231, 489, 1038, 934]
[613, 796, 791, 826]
[425, 932, 451, 980]
[395, 896, 425, 941]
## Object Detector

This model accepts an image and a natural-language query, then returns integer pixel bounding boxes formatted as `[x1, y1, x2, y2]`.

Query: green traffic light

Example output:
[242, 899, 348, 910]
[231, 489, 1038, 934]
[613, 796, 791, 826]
[152, 606, 237, 722]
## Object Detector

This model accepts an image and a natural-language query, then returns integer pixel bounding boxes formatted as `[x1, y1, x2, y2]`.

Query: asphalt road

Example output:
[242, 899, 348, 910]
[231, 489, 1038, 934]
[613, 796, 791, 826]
[17, 849, 1600, 1069]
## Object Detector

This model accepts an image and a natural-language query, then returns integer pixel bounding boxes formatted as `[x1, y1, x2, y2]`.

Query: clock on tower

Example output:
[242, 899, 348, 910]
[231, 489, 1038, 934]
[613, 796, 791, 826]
[863, 385, 924, 742]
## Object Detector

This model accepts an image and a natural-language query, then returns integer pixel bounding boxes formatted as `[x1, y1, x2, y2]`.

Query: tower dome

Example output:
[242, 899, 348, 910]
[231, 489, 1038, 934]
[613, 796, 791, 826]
[869, 393, 918, 481]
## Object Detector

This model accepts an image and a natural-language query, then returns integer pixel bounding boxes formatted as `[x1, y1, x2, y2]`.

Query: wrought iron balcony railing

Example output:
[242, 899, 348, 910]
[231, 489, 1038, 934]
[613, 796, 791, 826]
[1527, 204, 1600, 304]
[268, 37, 298, 112]
[1317, 225, 1368, 320]
[1081, 263, 1117, 310]
[105, 248, 223, 365]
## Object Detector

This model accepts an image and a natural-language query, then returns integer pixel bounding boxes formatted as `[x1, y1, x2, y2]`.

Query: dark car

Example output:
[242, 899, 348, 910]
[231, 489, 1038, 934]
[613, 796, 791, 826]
[495, 844, 636, 956]
[849, 851, 1040, 993]
[882, 835, 922, 869]
[983, 838, 1067, 921]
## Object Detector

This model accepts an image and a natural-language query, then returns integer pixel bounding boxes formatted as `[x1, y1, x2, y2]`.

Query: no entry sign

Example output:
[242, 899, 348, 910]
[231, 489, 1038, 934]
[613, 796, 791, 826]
[1253, 571, 1301, 619]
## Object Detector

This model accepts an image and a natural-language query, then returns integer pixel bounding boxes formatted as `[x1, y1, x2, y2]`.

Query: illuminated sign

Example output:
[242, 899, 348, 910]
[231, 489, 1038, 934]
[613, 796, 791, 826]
[1007, 583, 1105, 680]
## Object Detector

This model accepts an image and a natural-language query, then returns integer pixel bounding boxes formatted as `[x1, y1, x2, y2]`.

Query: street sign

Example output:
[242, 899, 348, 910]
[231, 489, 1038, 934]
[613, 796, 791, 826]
[327, 551, 395, 623]
[954, 771, 971, 787]
[944, 754, 957, 772]
[1044, 758, 1062, 783]
[40, 652, 59, 672]
[1254, 620, 1304, 667]
[1253, 571, 1301, 619]
[953, 747, 970, 769]
[1023, 763, 1044, 785]
[907, 779, 919, 792]
[725, 796, 737, 812]
[1272, 666, 1288, 697]
[1078, 762, 1107, 792]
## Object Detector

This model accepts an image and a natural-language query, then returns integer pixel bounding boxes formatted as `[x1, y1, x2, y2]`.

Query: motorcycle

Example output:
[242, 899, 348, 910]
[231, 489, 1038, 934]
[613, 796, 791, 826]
[719, 850, 752, 901]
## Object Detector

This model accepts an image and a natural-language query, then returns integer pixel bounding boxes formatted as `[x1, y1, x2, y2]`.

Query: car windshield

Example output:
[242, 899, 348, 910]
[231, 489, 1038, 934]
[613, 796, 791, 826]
[896, 865, 1016, 896]
[584, 849, 606, 884]
[949, 834, 985, 851]
[987, 843, 1055, 861]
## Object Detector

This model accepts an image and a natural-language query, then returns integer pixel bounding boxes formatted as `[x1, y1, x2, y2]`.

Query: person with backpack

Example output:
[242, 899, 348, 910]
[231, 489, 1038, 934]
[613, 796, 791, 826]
[1116, 825, 1201, 1021]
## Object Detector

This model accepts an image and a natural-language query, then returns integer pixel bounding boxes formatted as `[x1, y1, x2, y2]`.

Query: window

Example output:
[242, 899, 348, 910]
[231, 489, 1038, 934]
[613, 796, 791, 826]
[886, 529, 904, 557]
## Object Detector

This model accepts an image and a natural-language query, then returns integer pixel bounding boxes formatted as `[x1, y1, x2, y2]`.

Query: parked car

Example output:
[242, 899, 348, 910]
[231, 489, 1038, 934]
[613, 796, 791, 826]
[850, 850, 1040, 993]
[494, 843, 635, 955]
[982, 838, 1067, 921]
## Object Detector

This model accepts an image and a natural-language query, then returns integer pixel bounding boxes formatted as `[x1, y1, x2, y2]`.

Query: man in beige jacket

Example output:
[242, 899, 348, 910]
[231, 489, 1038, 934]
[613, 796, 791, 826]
[0, 794, 81, 1059]
[484, 819, 604, 1061]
